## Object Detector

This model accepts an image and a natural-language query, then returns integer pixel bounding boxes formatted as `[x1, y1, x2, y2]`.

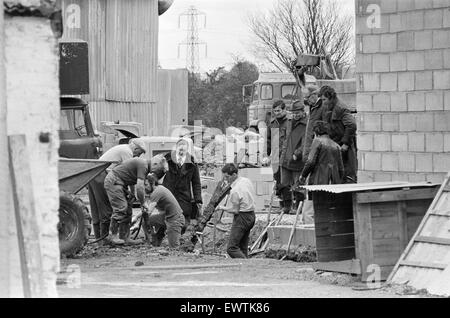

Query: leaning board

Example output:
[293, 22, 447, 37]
[388, 173, 450, 296]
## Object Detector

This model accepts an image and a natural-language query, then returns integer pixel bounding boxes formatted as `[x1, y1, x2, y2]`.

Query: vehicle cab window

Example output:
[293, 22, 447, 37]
[261, 84, 273, 100]
[281, 84, 298, 99]
[252, 84, 259, 101]
[60, 109, 87, 138]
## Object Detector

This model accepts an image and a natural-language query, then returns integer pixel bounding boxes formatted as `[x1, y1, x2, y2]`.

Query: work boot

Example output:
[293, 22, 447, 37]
[92, 223, 101, 239]
[119, 222, 141, 246]
[283, 200, 294, 215]
[104, 219, 125, 246]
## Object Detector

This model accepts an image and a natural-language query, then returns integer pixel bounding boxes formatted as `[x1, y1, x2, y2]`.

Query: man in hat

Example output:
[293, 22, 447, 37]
[302, 84, 323, 162]
[88, 138, 146, 240]
[280, 100, 308, 214]
[163, 138, 202, 233]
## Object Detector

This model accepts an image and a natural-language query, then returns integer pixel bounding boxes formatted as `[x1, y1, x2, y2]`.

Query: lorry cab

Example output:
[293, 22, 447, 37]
[59, 97, 102, 159]
[243, 73, 316, 131]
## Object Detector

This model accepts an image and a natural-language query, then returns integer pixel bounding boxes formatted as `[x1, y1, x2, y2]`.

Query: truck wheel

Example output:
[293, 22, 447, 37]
[58, 194, 90, 256]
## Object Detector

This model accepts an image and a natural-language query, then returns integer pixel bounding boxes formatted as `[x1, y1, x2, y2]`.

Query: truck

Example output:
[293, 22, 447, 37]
[242, 72, 316, 132]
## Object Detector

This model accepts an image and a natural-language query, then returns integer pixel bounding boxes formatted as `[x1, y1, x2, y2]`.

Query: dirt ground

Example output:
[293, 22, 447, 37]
[57, 207, 437, 298]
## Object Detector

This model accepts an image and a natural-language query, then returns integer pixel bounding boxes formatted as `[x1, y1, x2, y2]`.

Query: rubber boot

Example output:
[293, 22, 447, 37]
[119, 222, 141, 246]
[104, 219, 125, 246]
[92, 223, 101, 239]
[100, 221, 110, 238]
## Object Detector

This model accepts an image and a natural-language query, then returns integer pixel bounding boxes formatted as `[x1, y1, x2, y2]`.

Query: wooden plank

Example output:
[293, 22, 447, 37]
[316, 234, 355, 249]
[353, 198, 374, 282]
[429, 211, 450, 217]
[399, 261, 447, 270]
[387, 173, 450, 283]
[313, 259, 361, 275]
[405, 200, 433, 215]
[8, 135, 45, 297]
[356, 187, 438, 204]
[316, 247, 356, 262]
[398, 201, 409, 249]
[414, 236, 450, 246]
[313, 193, 354, 222]
[368, 202, 398, 218]
[315, 220, 355, 237]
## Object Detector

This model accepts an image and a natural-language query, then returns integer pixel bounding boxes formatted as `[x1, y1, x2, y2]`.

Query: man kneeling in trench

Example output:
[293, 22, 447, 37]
[144, 173, 185, 248]
[218, 163, 256, 258]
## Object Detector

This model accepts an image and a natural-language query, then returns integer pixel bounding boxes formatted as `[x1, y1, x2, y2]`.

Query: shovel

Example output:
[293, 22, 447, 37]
[280, 200, 304, 261]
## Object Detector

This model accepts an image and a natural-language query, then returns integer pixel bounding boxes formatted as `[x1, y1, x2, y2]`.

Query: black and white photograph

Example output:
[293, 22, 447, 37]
[0, 0, 449, 301]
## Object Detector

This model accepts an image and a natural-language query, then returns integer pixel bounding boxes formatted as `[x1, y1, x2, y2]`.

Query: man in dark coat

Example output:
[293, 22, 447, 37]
[163, 138, 202, 233]
[265, 100, 291, 213]
[302, 85, 323, 162]
[300, 121, 344, 186]
[280, 100, 307, 213]
[320, 86, 357, 183]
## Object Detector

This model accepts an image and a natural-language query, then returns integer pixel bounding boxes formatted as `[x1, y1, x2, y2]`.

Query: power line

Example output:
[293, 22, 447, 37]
[177, 6, 207, 74]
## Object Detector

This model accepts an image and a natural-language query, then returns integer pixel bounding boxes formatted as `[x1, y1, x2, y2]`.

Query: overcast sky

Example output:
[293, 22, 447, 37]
[158, 0, 355, 73]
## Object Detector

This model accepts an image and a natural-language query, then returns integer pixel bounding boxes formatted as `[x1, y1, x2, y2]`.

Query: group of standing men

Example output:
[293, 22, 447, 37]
[266, 85, 357, 219]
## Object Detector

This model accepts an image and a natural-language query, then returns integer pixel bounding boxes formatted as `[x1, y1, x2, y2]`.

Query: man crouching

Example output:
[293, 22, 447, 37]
[218, 163, 256, 258]
[144, 173, 185, 249]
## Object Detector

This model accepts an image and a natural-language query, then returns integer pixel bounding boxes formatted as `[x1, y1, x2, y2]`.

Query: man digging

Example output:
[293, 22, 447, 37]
[218, 163, 256, 259]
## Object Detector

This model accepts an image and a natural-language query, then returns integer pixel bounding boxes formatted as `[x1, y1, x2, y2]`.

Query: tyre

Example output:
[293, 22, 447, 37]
[58, 193, 90, 256]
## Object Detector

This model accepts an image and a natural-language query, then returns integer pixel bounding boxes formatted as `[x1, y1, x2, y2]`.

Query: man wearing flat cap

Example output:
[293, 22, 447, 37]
[88, 138, 146, 241]
[280, 100, 308, 214]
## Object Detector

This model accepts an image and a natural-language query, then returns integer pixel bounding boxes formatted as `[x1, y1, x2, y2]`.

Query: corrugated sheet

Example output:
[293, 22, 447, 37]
[60, 0, 106, 100]
[105, 0, 158, 102]
[89, 101, 157, 136]
[157, 68, 188, 134]
[299, 182, 439, 194]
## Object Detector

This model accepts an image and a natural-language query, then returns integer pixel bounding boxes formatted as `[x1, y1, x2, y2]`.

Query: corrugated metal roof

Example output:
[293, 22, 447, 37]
[299, 182, 440, 194]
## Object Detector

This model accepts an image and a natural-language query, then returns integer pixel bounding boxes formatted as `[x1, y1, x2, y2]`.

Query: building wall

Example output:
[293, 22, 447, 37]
[157, 69, 189, 134]
[4, 15, 60, 297]
[356, 0, 450, 183]
[60, 0, 187, 136]
[0, 7, 11, 298]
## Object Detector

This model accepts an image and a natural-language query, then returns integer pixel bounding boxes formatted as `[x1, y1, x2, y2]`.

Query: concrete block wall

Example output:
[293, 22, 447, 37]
[356, 0, 450, 184]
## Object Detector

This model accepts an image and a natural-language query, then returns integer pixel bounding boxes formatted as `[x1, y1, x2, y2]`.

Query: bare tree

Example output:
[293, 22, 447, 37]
[247, 0, 354, 78]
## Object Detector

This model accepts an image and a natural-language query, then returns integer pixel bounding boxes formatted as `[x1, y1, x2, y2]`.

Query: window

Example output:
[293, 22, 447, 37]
[60, 109, 87, 137]
[261, 84, 273, 100]
[252, 84, 259, 101]
[281, 84, 298, 99]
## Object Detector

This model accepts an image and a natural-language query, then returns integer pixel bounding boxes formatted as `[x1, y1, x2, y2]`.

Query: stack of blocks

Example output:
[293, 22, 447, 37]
[356, 0, 450, 184]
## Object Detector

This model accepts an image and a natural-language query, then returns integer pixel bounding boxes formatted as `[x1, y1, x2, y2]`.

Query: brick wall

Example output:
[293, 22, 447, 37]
[356, 0, 450, 183]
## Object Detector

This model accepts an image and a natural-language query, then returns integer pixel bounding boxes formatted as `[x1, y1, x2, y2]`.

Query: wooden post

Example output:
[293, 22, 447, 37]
[8, 134, 46, 297]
